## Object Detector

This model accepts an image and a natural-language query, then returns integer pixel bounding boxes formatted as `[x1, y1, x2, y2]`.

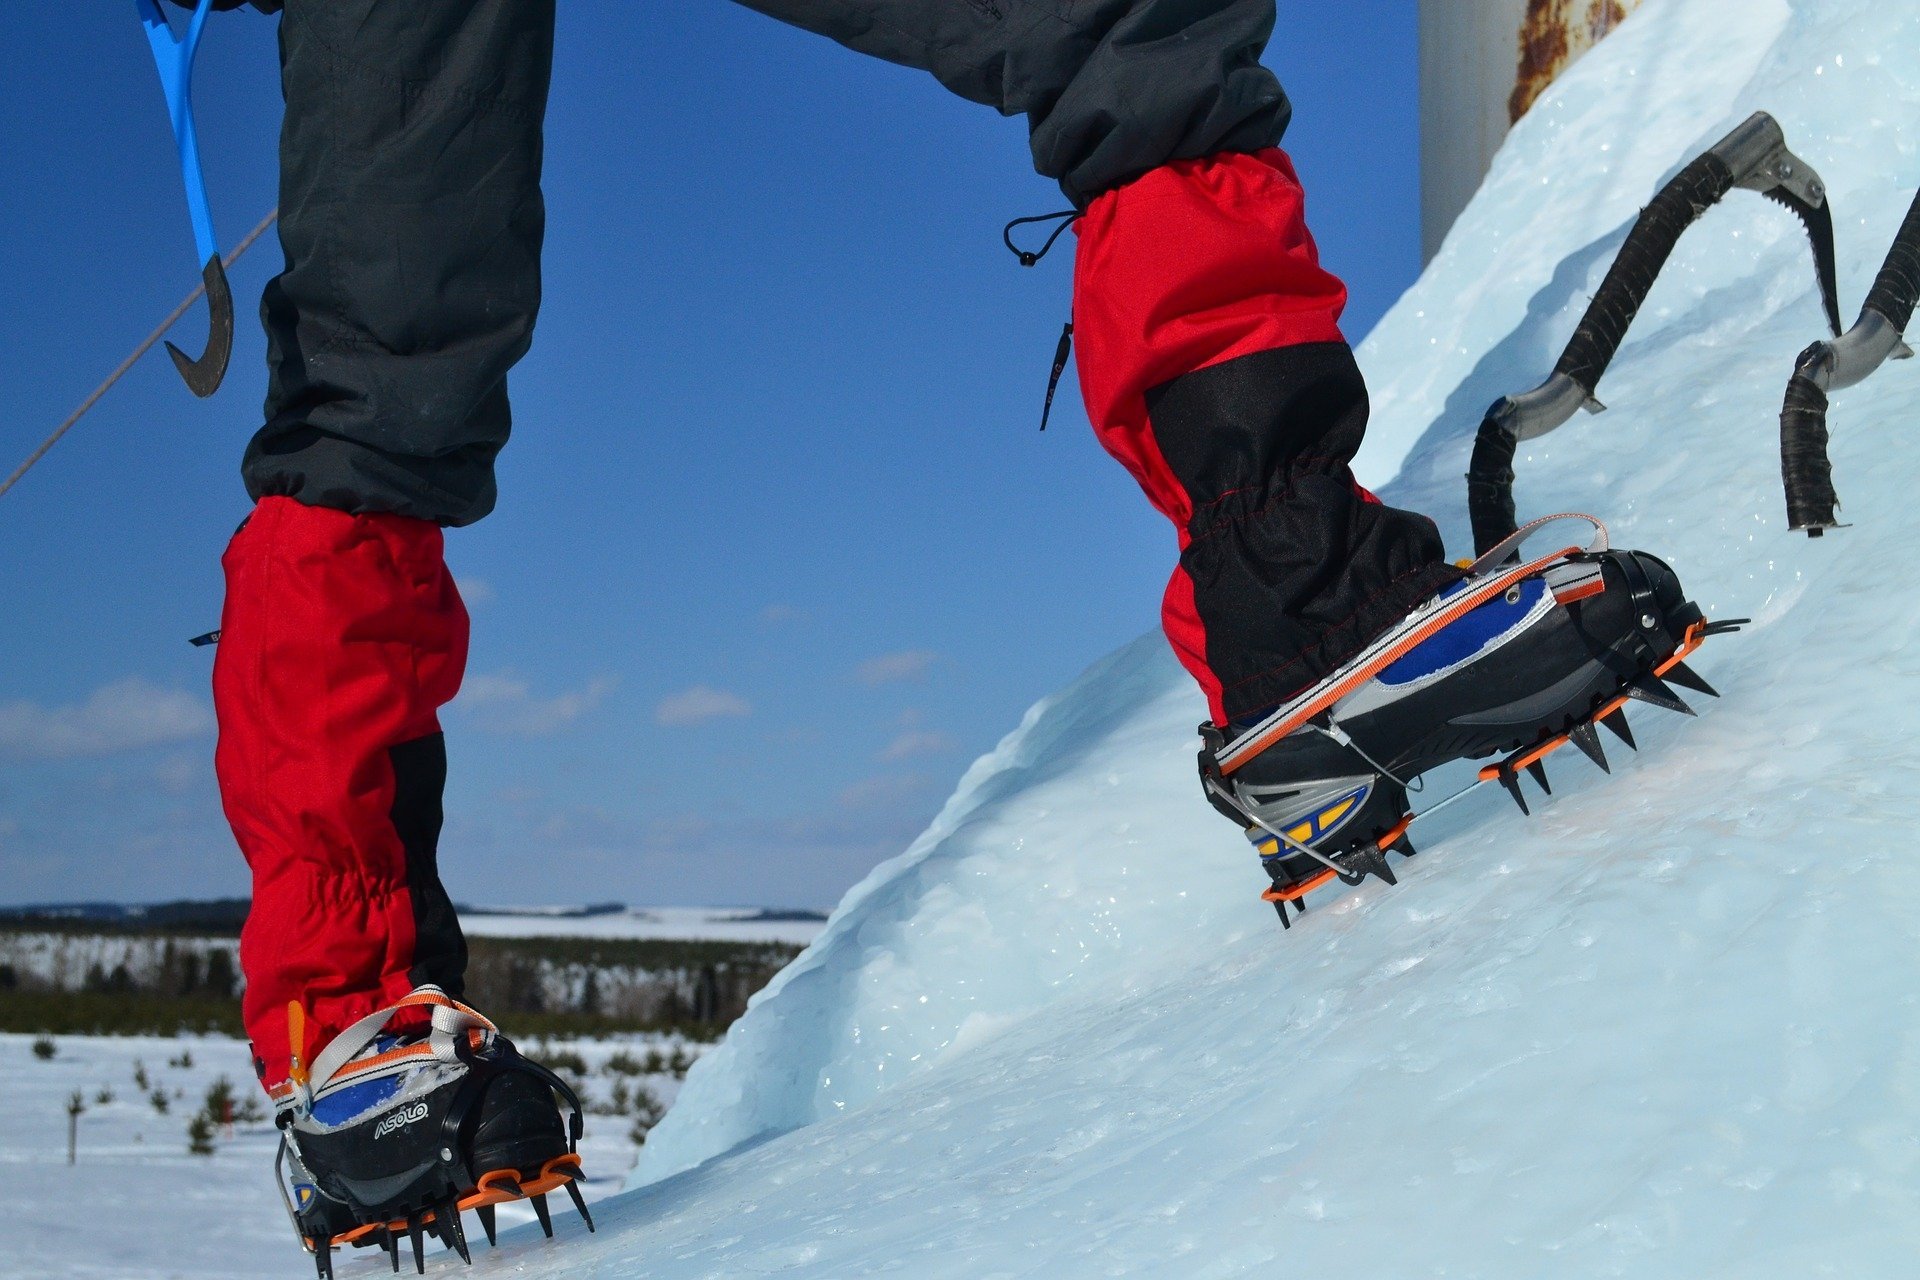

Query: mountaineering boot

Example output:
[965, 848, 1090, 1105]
[277, 988, 593, 1278]
[1197, 518, 1730, 925]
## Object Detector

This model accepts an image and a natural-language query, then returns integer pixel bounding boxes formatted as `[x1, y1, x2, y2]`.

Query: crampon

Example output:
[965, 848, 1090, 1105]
[1200, 514, 1743, 928]
[272, 989, 595, 1278]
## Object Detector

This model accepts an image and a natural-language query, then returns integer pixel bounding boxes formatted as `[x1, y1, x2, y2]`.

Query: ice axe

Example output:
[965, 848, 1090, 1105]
[134, 0, 232, 397]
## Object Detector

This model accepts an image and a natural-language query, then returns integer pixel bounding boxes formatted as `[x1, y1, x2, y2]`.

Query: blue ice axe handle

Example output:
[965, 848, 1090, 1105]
[135, 0, 232, 397]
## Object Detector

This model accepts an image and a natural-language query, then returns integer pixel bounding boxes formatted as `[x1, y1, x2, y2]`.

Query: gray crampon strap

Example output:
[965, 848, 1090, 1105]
[1465, 513, 1609, 577]
[293, 987, 495, 1119]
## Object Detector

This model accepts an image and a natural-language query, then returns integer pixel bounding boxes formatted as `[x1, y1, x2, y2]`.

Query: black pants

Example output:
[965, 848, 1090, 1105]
[246, 0, 1290, 527]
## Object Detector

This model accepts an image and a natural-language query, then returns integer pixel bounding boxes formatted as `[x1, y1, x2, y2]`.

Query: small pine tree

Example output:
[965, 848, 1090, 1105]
[235, 1093, 267, 1127]
[132, 1059, 151, 1091]
[202, 1077, 238, 1135]
[150, 1089, 171, 1115]
[605, 1051, 644, 1076]
[169, 1050, 194, 1070]
[31, 1035, 56, 1061]
[186, 1112, 216, 1156]
[544, 1048, 591, 1076]
[94, 1086, 116, 1107]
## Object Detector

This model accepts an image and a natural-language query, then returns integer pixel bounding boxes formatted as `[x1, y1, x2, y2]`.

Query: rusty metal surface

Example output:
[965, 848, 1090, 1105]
[1510, 0, 1642, 123]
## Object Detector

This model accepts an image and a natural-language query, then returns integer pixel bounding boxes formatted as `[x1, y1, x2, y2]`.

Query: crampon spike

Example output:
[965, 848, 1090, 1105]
[384, 1226, 401, 1273]
[564, 1178, 596, 1232]
[476, 1203, 497, 1248]
[1625, 673, 1693, 716]
[313, 1239, 334, 1280]
[1663, 661, 1719, 698]
[1600, 709, 1637, 750]
[1569, 721, 1610, 772]
[1340, 847, 1398, 887]
[1525, 760, 1552, 794]
[407, 1213, 426, 1275]
[440, 1200, 471, 1265]
[531, 1193, 554, 1239]
[1498, 767, 1531, 815]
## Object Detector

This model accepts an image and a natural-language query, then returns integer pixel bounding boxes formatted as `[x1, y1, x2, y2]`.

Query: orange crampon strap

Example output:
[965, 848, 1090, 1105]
[1263, 868, 1338, 905]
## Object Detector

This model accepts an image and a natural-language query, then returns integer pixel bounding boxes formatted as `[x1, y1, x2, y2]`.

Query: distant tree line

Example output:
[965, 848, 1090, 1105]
[0, 928, 801, 1041]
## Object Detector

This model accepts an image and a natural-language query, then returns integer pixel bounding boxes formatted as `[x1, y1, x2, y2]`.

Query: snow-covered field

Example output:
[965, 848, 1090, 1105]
[20, 0, 1920, 1275]
[459, 906, 825, 946]
[0, 1031, 693, 1278]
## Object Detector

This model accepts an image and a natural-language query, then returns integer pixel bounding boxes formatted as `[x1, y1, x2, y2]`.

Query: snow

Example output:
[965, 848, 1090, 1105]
[0, 1032, 675, 1278]
[23, 0, 1920, 1273]
[458, 906, 825, 946]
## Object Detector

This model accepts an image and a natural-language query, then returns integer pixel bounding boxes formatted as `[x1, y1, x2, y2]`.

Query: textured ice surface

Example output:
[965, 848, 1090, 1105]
[579, 4, 1920, 1274]
[567, 3, 1920, 1275]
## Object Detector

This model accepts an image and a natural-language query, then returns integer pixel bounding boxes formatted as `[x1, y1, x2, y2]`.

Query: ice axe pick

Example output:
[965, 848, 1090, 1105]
[134, 0, 232, 397]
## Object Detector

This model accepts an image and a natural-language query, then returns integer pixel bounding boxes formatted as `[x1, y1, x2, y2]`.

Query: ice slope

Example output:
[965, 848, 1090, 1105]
[494, 1, 1920, 1275]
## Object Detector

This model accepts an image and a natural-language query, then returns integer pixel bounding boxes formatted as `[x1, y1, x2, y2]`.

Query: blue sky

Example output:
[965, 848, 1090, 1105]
[0, 1, 1423, 910]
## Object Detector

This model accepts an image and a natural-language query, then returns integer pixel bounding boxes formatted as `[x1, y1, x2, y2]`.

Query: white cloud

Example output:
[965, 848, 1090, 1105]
[855, 650, 941, 686]
[837, 772, 933, 810]
[0, 679, 212, 760]
[455, 576, 497, 606]
[455, 672, 616, 736]
[654, 685, 753, 727]
[879, 730, 957, 762]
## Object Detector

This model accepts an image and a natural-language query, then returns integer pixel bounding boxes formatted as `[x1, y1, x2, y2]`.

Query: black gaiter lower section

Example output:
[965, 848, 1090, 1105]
[1146, 343, 1460, 724]
[389, 733, 468, 995]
